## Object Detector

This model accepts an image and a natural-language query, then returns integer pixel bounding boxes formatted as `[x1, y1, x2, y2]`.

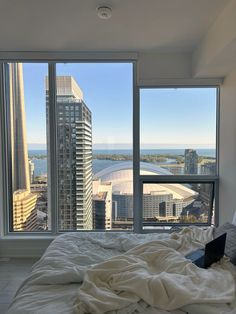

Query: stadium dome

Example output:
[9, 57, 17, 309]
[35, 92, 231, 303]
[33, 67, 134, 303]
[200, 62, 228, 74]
[94, 161, 197, 200]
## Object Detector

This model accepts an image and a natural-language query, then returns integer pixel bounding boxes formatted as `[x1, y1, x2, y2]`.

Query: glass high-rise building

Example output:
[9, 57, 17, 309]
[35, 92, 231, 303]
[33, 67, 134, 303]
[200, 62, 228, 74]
[184, 149, 198, 174]
[46, 76, 93, 230]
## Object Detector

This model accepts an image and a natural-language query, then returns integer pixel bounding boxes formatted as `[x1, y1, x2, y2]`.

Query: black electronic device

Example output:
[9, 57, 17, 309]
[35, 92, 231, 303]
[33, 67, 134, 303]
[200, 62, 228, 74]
[185, 233, 227, 268]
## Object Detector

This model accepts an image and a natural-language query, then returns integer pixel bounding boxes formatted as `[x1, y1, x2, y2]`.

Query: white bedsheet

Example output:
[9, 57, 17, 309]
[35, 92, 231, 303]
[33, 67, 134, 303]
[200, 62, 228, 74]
[76, 239, 234, 313]
[6, 228, 236, 314]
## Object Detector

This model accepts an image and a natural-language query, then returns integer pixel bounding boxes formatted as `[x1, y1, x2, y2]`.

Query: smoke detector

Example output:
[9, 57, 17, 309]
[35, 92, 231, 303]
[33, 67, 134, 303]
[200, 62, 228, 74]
[97, 6, 112, 19]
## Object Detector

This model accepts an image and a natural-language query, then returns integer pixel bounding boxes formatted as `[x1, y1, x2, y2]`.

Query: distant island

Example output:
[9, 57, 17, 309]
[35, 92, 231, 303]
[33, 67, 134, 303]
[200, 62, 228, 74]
[28, 153, 215, 164]
[93, 153, 184, 164]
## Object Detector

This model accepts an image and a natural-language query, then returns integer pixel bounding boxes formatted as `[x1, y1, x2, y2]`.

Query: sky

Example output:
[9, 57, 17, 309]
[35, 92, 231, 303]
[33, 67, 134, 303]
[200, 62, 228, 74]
[22, 63, 216, 150]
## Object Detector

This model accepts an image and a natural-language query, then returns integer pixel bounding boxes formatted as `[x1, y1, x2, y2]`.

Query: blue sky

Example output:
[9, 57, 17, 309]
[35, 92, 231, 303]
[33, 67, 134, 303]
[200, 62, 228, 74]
[140, 88, 216, 148]
[23, 63, 216, 150]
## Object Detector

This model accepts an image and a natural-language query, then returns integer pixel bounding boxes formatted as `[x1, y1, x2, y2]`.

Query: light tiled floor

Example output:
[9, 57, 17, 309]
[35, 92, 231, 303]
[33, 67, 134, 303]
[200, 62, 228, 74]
[0, 258, 38, 314]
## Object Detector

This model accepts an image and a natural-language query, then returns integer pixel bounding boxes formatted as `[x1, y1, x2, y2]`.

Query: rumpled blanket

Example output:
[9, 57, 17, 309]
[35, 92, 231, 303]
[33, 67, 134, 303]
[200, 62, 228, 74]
[75, 227, 235, 313]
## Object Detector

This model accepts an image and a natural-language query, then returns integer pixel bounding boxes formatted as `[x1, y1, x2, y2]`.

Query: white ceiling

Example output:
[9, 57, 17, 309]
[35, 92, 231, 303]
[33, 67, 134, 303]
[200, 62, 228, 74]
[0, 0, 229, 52]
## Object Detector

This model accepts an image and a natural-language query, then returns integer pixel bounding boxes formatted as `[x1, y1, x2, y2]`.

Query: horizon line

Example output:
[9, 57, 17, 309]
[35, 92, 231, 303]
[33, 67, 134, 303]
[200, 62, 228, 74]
[27, 143, 215, 146]
[28, 147, 216, 150]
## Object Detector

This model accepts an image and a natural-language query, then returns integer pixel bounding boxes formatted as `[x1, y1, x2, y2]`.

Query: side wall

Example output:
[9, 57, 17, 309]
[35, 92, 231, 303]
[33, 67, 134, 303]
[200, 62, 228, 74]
[219, 67, 236, 224]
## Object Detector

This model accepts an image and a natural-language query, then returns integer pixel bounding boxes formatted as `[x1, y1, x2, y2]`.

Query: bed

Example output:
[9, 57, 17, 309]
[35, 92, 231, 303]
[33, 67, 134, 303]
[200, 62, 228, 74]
[7, 226, 236, 314]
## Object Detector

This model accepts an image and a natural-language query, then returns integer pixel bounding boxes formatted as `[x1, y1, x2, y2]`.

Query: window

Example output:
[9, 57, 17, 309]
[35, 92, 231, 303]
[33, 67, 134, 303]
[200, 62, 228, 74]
[1, 62, 133, 233]
[54, 63, 133, 231]
[0, 61, 219, 235]
[140, 88, 217, 176]
[142, 181, 215, 229]
[139, 87, 218, 230]
[5, 63, 50, 232]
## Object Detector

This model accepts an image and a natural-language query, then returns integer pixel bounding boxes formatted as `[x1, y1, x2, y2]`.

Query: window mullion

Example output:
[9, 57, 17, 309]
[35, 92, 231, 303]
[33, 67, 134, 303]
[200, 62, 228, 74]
[0, 63, 13, 235]
[48, 63, 58, 234]
[216, 87, 220, 177]
[133, 62, 142, 233]
[0, 62, 6, 235]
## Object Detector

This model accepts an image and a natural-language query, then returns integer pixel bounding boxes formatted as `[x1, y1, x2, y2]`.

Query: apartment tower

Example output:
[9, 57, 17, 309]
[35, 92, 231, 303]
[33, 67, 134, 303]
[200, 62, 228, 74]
[184, 149, 198, 174]
[92, 179, 112, 230]
[46, 76, 93, 230]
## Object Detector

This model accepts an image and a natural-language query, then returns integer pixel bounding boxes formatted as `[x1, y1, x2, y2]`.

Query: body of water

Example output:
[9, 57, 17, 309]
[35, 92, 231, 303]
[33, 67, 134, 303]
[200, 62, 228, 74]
[93, 149, 216, 157]
[29, 148, 216, 157]
[29, 148, 216, 177]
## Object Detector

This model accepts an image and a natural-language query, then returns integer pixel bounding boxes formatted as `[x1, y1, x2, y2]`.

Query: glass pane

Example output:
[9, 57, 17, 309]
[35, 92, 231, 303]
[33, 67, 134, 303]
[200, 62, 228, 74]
[142, 182, 214, 229]
[8, 63, 50, 231]
[55, 63, 133, 231]
[140, 88, 217, 175]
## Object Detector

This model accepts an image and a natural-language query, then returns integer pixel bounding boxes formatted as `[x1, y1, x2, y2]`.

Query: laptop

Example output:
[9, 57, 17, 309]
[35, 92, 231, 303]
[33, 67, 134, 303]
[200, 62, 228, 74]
[185, 233, 227, 268]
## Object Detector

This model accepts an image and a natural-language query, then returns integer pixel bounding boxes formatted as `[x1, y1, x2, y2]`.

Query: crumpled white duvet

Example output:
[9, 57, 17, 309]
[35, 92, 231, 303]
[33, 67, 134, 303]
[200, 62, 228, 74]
[6, 227, 236, 314]
[76, 229, 235, 313]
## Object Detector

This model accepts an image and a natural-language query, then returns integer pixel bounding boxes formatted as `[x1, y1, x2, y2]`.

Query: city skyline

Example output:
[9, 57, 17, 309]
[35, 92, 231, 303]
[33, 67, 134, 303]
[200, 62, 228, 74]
[23, 63, 216, 148]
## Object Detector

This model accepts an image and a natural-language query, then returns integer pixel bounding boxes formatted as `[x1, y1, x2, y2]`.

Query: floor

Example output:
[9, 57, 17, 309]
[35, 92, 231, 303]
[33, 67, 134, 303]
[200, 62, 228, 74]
[0, 257, 38, 314]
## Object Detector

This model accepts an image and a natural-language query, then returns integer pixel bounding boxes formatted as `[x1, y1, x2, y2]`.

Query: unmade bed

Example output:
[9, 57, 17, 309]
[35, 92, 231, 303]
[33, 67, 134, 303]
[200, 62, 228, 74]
[6, 227, 236, 314]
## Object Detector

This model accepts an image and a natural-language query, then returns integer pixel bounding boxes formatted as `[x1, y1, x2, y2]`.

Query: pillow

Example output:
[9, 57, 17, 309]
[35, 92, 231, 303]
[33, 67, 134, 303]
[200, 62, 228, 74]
[214, 222, 236, 265]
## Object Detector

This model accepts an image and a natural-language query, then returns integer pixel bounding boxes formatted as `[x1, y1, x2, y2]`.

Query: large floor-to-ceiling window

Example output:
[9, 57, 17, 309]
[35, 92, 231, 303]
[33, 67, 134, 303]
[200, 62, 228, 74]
[1, 61, 134, 233]
[4, 63, 50, 232]
[54, 63, 133, 231]
[0, 60, 218, 235]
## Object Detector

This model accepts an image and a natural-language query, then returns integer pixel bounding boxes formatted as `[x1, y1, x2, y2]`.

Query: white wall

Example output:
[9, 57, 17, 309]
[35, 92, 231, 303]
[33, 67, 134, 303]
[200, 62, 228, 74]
[138, 53, 191, 83]
[219, 67, 236, 224]
[137, 53, 222, 85]
[193, 0, 236, 78]
[0, 237, 53, 257]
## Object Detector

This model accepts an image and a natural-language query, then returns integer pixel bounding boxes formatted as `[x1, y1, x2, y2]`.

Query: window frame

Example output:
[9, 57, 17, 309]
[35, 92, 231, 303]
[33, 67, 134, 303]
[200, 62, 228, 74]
[0, 57, 220, 237]
[139, 176, 218, 232]
[136, 86, 220, 232]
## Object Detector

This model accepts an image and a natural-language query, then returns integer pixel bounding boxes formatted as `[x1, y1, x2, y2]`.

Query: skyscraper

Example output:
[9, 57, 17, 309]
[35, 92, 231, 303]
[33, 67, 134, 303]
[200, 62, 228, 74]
[13, 189, 37, 230]
[46, 76, 93, 230]
[93, 179, 112, 229]
[184, 149, 198, 174]
[200, 162, 216, 175]
[92, 192, 107, 230]
[8, 63, 37, 231]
